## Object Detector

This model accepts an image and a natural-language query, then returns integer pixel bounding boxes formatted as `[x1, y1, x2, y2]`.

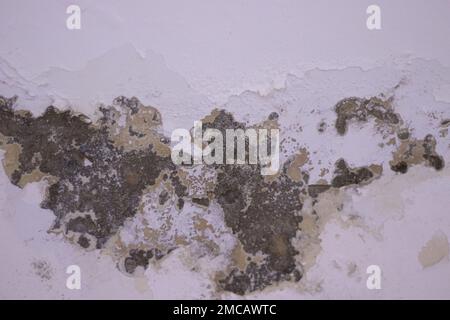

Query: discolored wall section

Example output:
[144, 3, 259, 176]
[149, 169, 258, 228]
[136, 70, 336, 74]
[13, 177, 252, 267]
[1, 0, 450, 299]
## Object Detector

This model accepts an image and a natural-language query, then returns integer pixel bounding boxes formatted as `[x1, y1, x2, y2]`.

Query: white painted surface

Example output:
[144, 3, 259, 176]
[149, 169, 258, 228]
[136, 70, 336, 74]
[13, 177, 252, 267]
[0, 0, 449, 299]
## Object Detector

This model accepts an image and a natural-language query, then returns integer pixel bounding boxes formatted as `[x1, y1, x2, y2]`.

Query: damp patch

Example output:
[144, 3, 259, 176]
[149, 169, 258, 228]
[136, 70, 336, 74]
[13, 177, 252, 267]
[0, 92, 447, 296]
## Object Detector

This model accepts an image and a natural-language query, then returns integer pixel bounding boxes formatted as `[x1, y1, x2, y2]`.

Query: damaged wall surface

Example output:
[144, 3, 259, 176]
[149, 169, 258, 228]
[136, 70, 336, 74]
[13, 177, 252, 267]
[0, 0, 450, 299]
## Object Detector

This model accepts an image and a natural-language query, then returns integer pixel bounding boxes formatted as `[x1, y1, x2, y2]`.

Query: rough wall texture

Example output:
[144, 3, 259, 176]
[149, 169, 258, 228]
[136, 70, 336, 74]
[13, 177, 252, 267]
[1, 0, 450, 299]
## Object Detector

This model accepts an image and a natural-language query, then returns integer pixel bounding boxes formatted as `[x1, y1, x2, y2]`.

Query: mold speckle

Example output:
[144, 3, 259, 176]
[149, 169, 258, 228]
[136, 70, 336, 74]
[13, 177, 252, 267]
[31, 259, 53, 281]
[317, 120, 327, 133]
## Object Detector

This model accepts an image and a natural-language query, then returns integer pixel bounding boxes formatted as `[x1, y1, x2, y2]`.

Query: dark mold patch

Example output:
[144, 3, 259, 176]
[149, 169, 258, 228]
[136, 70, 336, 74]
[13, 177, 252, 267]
[308, 184, 331, 198]
[422, 135, 445, 170]
[219, 261, 302, 295]
[441, 119, 450, 127]
[390, 134, 445, 174]
[203, 110, 304, 294]
[77, 235, 91, 249]
[176, 198, 185, 210]
[192, 197, 210, 207]
[0, 96, 175, 249]
[391, 161, 408, 174]
[268, 112, 279, 121]
[334, 97, 400, 135]
[397, 128, 410, 140]
[123, 248, 168, 274]
[159, 190, 170, 205]
[331, 159, 380, 188]
[1, 93, 445, 296]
